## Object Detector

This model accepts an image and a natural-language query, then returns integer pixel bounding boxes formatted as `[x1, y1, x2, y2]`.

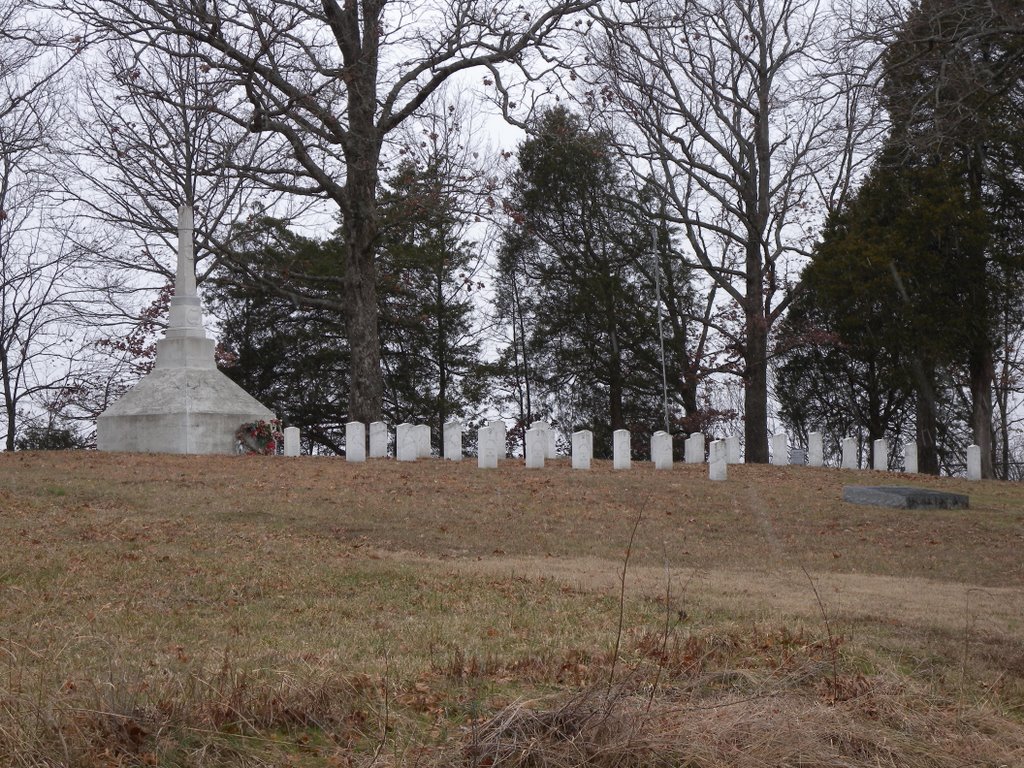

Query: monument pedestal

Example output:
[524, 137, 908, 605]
[97, 205, 275, 454]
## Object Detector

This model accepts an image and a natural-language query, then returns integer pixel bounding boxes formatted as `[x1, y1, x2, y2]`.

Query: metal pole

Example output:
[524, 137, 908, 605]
[653, 225, 670, 433]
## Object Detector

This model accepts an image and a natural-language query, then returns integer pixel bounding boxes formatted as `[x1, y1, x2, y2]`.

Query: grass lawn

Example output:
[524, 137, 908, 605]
[1, 450, 1022, 766]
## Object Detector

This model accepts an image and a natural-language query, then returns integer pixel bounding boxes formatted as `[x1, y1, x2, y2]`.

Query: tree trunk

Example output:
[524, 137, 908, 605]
[341, 187, 383, 425]
[744, 313, 769, 463]
[334, 2, 384, 426]
[342, 236, 383, 424]
[509, 268, 532, 453]
[681, 367, 699, 424]
[965, 143, 994, 479]
[2, 353, 14, 451]
[436, 268, 448, 457]
[608, 314, 624, 431]
[866, 359, 885, 469]
[341, 59, 384, 425]
[968, 345, 995, 478]
[744, 35, 772, 466]
[916, 388, 940, 475]
[996, 334, 1010, 479]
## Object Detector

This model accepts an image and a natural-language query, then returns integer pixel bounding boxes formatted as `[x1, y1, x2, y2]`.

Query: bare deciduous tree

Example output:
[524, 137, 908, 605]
[587, 0, 879, 462]
[882, 0, 1024, 478]
[0, 2, 92, 449]
[66, 35, 288, 289]
[58, 0, 600, 423]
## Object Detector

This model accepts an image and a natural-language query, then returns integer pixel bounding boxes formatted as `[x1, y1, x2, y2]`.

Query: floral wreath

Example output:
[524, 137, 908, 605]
[236, 418, 283, 455]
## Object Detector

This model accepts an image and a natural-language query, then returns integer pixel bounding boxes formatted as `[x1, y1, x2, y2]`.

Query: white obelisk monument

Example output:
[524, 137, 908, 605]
[97, 206, 275, 453]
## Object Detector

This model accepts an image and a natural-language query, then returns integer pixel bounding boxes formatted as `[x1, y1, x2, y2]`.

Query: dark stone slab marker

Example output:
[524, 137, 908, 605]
[842, 486, 969, 510]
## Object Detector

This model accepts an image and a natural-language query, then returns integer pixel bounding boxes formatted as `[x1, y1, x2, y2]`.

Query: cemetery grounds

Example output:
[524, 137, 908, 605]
[1, 451, 1022, 766]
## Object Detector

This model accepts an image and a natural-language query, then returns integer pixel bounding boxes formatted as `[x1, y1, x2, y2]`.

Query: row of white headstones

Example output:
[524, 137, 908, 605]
[280, 422, 987, 481]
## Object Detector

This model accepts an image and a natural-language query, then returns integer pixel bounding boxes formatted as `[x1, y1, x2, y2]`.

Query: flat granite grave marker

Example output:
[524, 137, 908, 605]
[843, 486, 969, 510]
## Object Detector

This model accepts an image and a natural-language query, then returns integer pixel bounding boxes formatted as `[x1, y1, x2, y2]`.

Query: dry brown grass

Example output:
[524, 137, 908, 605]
[1, 450, 1022, 766]
[462, 677, 1022, 768]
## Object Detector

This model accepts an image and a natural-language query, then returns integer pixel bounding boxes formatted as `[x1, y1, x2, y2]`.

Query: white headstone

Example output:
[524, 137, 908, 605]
[531, 420, 556, 458]
[443, 420, 462, 461]
[903, 441, 917, 474]
[841, 437, 857, 469]
[489, 420, 507, 458]
[685, 433, 705, 463]
[369, 421, 387, 458]
[808, 432, 823, 467]
[416, 424, 431, 458]
[346, 421, 366, 462]
[525, 427, 545, 469]
[613, 429, 631, 470]
[966, 444, 981, 480]
[709, 439, 727, 481]
[873, 438, 887, 471]
[283, 426, 300, 457]
[651, 431, 672, 470]
[477, 424, 500, 469]
[396, 423, 417, 462]
[571, 430, 592, 470]
[726, 435, 741, 464]
[770, 432, 788, 466]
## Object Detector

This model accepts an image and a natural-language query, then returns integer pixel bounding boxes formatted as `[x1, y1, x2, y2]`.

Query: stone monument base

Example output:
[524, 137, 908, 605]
[97, 367, 274, 454]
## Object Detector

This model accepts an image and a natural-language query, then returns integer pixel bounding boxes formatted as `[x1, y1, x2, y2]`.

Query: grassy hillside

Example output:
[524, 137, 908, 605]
[1, 451, 1022, 766]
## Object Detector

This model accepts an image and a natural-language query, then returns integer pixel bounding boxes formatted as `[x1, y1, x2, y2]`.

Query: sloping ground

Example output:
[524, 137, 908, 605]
[1, 451, 1022, 766]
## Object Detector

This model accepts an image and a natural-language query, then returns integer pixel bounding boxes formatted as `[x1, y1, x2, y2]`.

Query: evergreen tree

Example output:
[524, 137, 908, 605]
[209, 217, 351, 454]
[881, 0, 1024, 476]
[377, 157, 488, 453]
[779, 156, 988, 472]
[211, 149, 490, 455]
[495, 108, 698, 455]
[782, 0, 1024, 476]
